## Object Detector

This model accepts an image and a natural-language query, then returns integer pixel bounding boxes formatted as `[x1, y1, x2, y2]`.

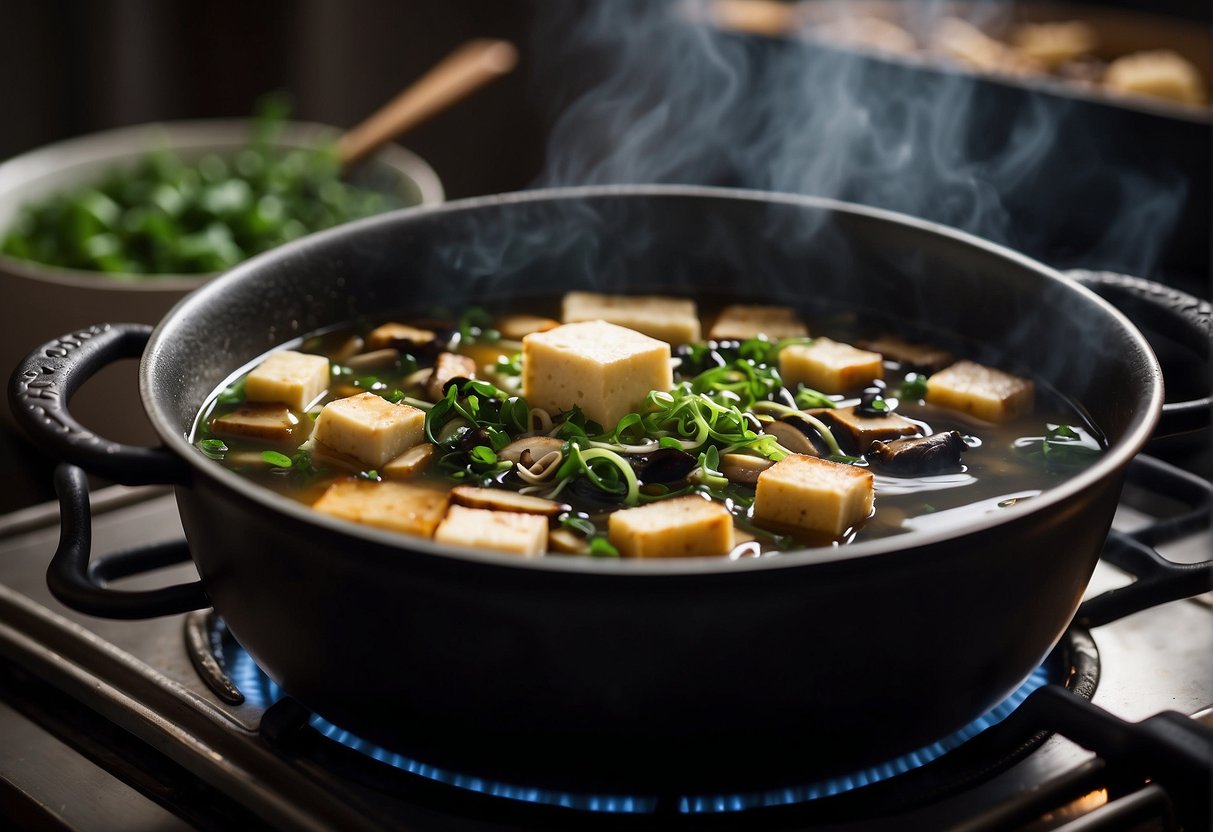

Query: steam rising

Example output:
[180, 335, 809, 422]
[530, 0, 1187, 276]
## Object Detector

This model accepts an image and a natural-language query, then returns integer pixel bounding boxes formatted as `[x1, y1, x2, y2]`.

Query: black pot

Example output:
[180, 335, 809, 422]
[9, 186, 1207, 792]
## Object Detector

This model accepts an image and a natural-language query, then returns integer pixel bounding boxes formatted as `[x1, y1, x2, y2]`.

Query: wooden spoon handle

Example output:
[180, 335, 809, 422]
[337, 38, 518, 171]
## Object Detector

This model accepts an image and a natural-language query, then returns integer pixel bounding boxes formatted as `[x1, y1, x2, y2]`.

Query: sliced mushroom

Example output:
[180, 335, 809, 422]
[548, 528, 590, 554]
[812, 405, 919, 455]
[499, 436, 566, 464]
[720, 453, 775, 485]
[516, 450, 564, 485]
[366, 322, 439, 353]
[211, 403, 300, 443]
[867, 430, 966, 476]
[425, 352, 478, 401]
[344, 348, 401, 370]
[331, 335, 365, 364]
[761, 419, 823, 457]
[450, 485, 565, 517]
[383, 443, 436, 480]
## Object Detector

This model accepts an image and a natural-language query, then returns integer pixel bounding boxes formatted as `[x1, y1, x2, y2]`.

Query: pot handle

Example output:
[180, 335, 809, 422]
[1065, 271, 1211, 439]
[49, 464, 209, 618]
[8, 323, 190, 486]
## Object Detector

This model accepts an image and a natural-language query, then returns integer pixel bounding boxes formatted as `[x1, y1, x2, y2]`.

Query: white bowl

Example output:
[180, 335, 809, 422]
[0, 119, 443, 445]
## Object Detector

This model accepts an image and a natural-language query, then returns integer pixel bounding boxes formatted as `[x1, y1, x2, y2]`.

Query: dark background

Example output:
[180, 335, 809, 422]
[0, 0, 547, 199]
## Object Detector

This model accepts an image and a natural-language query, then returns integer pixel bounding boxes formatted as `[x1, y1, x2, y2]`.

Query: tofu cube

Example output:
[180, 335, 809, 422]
[245, 350, 330, 411]
[313, 481, 449, 537]
[1105, 50, 1206, 106]
[926, 360, 1035, 423]
[813, 405, 920, 454]
[708, 304, 808, 341]
[779, 338, 883, 393]
[522, 321, 672, 429]
[607, 495, 735, 558]
[562, 291, 701, 344]
[313, 392, 426, 469]
[753, 454, 874, 537]
[433, 505, 548, 556]
[211, 403, 300, 443]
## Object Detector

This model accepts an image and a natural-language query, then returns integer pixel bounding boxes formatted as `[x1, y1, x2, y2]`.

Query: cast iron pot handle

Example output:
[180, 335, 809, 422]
[8, 323, 190, 485]
[50, 464, 209, 618]
[1066, 271, 1212, 439]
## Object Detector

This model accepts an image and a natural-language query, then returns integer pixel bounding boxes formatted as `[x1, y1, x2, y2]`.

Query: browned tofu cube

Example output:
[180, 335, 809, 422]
[753, 454, 874, 537]
[779, 338, 883, 393]
[313, 481, 449, 537]
[562, 291, 701, 344]
[708, 304, 808, 341]
[313, 393, 426, 469]
[244, 350, 330, 411]
[813, 405, 921, 454]
[210, 403, 300, 443]
[607, 496, 734, 558]
[926, 360, 1034, 423]
[522, 321, 672, 429]
[433, 505, 549, 556]
[856, 334, 954, 373]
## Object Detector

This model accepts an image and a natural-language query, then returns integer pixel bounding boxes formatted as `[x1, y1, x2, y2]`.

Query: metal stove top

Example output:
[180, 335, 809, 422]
[0, 456, 1208, 831]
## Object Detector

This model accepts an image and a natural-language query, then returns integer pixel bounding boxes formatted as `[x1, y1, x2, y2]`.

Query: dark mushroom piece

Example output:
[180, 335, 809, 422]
[762, 418, 827, 457]
[812, 405, 920, 455]
[867, 430, 967, 476]
[426, 352, 479, 401]
[630, 447, 698, 483]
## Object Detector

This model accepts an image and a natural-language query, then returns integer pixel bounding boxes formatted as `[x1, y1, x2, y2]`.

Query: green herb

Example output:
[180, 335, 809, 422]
[1, 101, 411, 276]
[495, 352, 523, 376]
[261, 450, 293, 468]
[469, 445, 497, 465]
[588, 536, 620, 558]
[197, 438, 228, 459]
[794, 388, 835, 409]
[899, 372, 929, 400]
[216, 378, 246, 406]
[558, 513, 597, 537]
[455, 307, 500, 345]
[1016, 423, 1103, 470]
[689, 445, 729, 490]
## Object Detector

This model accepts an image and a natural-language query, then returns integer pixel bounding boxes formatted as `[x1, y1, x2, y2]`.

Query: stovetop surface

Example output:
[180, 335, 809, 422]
[0, 470, 1208, 831]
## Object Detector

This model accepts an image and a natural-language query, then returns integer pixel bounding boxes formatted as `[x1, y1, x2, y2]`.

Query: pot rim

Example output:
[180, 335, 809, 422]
[0, 118, 445, 289]
[144, 183, 1164, 576]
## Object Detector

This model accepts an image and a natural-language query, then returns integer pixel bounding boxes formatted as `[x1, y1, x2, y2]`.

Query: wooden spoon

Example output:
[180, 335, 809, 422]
[336, 38, 519, 171]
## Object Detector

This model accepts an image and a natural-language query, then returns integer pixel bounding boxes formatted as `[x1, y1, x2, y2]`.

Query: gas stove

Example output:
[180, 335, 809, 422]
[0, 450, 1209, 831]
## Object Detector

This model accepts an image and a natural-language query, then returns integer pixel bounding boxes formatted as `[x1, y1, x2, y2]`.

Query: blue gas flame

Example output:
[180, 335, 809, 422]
[227, 647, 1049, 815]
